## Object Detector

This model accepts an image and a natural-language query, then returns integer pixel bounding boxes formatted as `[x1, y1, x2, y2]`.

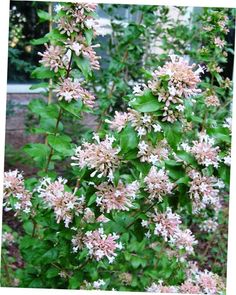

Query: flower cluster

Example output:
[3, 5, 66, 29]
[83, 279, 106, 290]
[59, 2, 97, 32]
[188, 170, 223, 213]
[95, 180, 139, 212]
[72, 227, 122, 263]
[38, 44, 68, 72]
[147, 282, 178, 293]
[145, 207, 197, 254]
[38, 1, 100, 106]
[2, 231, 15, 246]
[37, 177, 85, 227]
[128, 109, 162, 137]
[214, 37, 226, 49]
[144, 166, 174, 201]
[106, 109, 162, 137]
[147, 266, 225, 294]
[3, 170, 32, 214]
[71, 134, 120, 181]
[147, 54, 203, 122]
[181, 132, 220, 168]
[106, 111, 129, 133]
[67, 36, 101, 70]
[138, 139, 169, 165]
[55, 77, 95, 107]
[199, 218, 218, 233]
[56, 3, 101, 70]
[205, 94, 220, 107]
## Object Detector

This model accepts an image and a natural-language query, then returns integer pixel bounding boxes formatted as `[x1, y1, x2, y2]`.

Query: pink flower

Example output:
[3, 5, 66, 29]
[4, 169, 24, 198]
[106, 111, 129, 133]
[147, 55, 203, 122]
[57, 18, 79, 36]
[180, 281, 201, 293]
[188, 170, 222, 213]
[205, 95, 220, 107]
[81, 44, 101, 70]
[214, 37, 225, 49]
[3, 170, 32, 214]
[37, 177, 84, 227]
[200, 218, 218, 233]
[55, 77, 95, 107]
[190, 132, 220, 168]
[71, 135, 120, 180]
[152, 207, 182, 241]
[138, 139, 169, 164]
[149, 55, 203, 98]
[197, 270, 217, 294]
[95, 181, 139, 213]
[59, 3, 97, 32]
[38, 44, 68, 72]
[144, 167, 174, 201]
[83, 228, 121, 263]
[147, 282, 178, 293]
[173, 229, 198, 254]
[2, 232, 15, 246]
[127, 109, 158, 136]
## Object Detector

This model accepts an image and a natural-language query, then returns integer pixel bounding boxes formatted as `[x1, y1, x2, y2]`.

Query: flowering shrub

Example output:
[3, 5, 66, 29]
[1, 2, 234, 293]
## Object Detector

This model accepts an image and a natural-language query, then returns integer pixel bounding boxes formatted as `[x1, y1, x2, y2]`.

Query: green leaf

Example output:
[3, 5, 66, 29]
[162, 122, 182, 149]
[131, 256, 146, 269]
[69, 273, 83, 289]
[218, 164, 230, 185]
[46, 29, 67, 43]
[37, 10, 51, 21]
[47, 134, 73, 157]
[41, 248, 58, 264]
[85, 29, 94, 45]
[31, 37, 49, 45]
[74, 56, 92, 79]
[176, 176, 190, 185]
[87, 193, 97, 206]
[31, 66, 55, 79]
[59, 100, 82, 118]
[46, 267, 59, 278]
[38, 117, 63, 134]
[120, 125, 138, 153]
[131, 89, 163, 112]
[23, 220, 34, 235]
[175, 150, 198, 166]
[23, 143, 51, 168]
[208, 127, 231, 144]
[28, 99, 46, 114]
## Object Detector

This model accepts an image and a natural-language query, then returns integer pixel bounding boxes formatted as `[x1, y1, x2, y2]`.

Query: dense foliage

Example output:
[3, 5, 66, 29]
[1, 2, 234, 294]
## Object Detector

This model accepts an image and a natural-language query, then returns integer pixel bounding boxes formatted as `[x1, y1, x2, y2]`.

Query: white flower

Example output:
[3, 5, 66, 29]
[70, 42, 82, 56]
[93, 279, 105, 289]
[152, 124, 162, 132]
[142, 114, 152, 124]
[54, 4, 62, 13]
[176, 104, 185, 112]
[14, 202, 21, 210]
[141, 220, 149, 227]
[145, 231, 151, 239]
[149, 154, 159, 165]
[137, 127, 146, 137]
[224, 155, 231, 166]
[23, 207, 31, 214]
[138, 141, 148, 152]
